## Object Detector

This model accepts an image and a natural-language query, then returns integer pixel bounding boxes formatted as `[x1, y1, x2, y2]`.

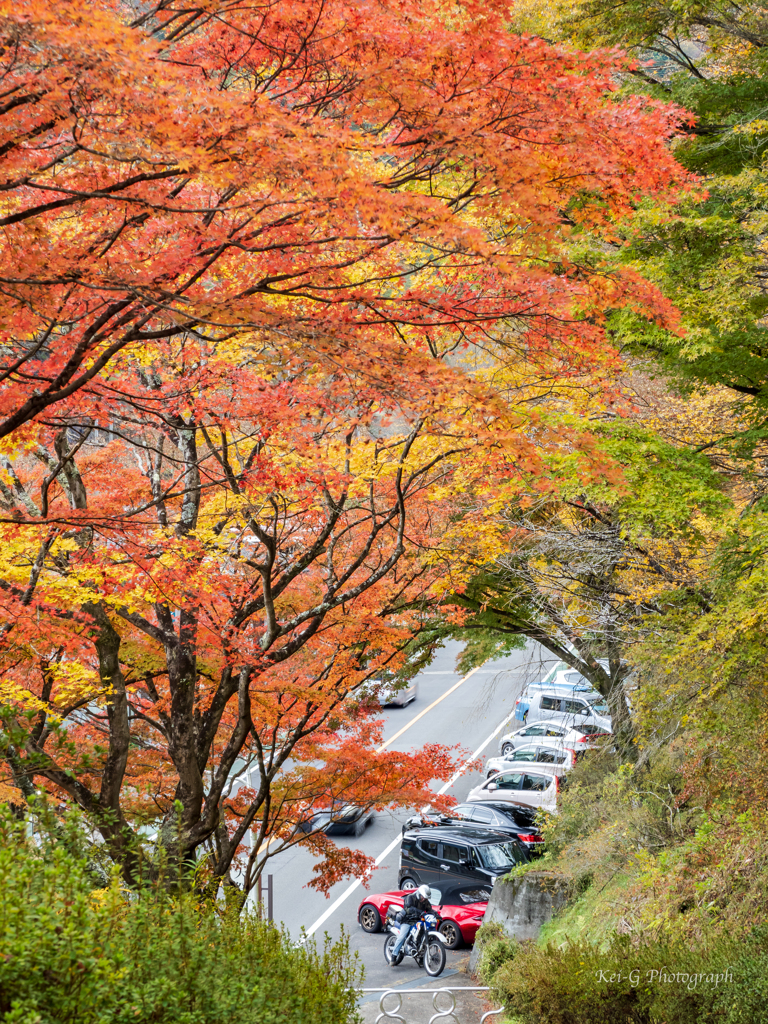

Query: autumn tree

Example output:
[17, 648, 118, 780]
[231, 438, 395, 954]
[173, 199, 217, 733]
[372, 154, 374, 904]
[0, 0, 694, 894]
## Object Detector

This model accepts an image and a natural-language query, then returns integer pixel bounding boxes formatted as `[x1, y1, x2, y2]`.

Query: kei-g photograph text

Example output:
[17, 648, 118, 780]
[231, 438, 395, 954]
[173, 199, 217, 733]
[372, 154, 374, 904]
[596, 967, 734, 992]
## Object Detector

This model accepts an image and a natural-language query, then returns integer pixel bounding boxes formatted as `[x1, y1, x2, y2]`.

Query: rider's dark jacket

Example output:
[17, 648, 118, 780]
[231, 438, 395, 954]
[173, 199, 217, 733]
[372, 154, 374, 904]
[402, 891, 432, 923]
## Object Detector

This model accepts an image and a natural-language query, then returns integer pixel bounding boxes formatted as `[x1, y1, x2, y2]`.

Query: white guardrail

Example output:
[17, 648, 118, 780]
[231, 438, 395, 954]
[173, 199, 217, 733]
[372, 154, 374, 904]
[358, 986, 504, 1024]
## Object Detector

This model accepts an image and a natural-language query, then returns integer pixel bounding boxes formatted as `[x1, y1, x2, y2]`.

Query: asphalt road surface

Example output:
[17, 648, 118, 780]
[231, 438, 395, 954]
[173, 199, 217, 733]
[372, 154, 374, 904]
[262, 639, 557, 988]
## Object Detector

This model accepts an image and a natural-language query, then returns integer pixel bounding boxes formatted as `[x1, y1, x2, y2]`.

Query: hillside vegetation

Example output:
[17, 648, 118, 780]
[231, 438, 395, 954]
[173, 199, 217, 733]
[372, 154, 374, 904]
[469, 3, 768, 1021]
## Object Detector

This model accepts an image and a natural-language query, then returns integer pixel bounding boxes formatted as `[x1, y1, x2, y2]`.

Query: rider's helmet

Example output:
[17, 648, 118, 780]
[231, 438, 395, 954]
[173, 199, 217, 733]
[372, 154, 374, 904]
[417, 884, 431, 899]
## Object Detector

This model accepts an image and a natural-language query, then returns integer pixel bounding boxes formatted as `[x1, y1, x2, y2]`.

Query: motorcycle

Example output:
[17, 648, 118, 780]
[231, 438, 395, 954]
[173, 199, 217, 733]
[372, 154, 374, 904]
[383, 911, 448, 977]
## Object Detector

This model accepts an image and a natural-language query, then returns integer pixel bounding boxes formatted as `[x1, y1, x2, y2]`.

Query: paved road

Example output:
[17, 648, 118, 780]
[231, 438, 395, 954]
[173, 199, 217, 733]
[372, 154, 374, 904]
[262, 639, 556, 987]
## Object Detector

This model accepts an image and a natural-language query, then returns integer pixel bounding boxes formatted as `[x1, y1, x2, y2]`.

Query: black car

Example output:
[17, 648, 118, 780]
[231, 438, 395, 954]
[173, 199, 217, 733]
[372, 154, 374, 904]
[298, 803, 375, 837]
[402, 801, 544, 855]
[399, 824, 529, 892]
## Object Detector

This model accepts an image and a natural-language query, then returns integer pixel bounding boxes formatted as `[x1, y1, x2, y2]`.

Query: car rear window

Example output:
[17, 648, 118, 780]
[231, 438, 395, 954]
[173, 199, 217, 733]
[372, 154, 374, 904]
[522, 773, 551, 791]
[476, 841, 526, 869]
[537, 749, 566, 764]
[442, 886, 492, 905]
[494, 804, 535, 827]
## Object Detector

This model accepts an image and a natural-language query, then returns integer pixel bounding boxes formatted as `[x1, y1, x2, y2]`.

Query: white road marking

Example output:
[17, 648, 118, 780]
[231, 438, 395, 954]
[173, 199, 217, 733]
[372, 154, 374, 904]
[302, 704, 519, 938]
[376, 666, 482, 752]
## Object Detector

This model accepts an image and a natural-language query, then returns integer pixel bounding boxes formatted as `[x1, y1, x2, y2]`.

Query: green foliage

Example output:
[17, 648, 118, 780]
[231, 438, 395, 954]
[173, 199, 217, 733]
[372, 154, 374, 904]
[534, 2, 768, 410]
[0, 812, 361, 1024]
[480, 925, 768, 1024]
[474, 921, 519, 985]
[576, 421, 729, 537]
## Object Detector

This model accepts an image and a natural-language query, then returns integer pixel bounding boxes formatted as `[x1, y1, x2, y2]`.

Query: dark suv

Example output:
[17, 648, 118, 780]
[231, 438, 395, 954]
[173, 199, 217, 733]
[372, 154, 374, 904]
[402, 802, 544, 856]
[399, 825, 529, 892]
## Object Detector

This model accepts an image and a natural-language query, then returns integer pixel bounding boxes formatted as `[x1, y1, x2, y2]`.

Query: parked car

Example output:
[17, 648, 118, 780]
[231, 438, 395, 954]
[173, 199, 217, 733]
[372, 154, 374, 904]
[357, 884, 489, 948]
[466, 763, 567, 815]
[514, 679, 599, 722]
[399, 825, 528, 895]
[401, 802, 544, 855]
[298, 802, 375, 836]
[485, 743, 579, 776]
[497, 720, 610, 756]
[539, 658, 614, 686]
[516, 690, 611, 730]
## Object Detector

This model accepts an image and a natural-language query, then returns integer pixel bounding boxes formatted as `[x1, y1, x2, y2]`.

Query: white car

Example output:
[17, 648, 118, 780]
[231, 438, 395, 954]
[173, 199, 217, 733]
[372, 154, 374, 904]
[358, 678, 418, 707]
[498, 720, 610, 756]
[466, 763, 566, 815]
[485, 743, 578, 777]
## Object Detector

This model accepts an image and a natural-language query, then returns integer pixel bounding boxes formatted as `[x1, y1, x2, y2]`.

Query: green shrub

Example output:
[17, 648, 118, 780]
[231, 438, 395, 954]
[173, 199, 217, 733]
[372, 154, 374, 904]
[474, 922, 518, 984]
[0, 813, 361, 1024]
[477, 922, 767, 1024]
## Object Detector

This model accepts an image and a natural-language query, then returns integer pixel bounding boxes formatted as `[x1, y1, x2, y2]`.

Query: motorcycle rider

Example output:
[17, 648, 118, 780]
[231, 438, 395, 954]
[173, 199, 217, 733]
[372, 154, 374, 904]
[390, 884, 433, 961]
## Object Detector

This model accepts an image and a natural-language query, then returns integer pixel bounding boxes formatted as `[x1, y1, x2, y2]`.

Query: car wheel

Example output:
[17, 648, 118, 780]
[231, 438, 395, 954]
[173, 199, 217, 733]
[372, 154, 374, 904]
[399, 876, 418, 891]
[522, 711, 528, 723]
[353, 816, 366, 838]
[501, 743, 514, 756]
[359, 904, 382, 933]
[439, 920, 463, 949]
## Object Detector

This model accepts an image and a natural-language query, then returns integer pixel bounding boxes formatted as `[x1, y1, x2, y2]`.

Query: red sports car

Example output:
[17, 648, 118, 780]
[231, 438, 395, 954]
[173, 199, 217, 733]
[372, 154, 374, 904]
[356, 884, 489, 949]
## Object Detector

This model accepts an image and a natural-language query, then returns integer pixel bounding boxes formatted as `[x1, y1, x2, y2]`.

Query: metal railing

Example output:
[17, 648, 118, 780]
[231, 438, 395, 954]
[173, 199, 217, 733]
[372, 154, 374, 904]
[359, 986, 503, 1024]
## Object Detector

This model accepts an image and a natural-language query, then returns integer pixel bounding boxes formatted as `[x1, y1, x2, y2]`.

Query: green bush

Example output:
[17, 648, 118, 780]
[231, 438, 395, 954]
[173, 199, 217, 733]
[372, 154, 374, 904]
[479, 924, 767, 1024]
[474, 922, 518, 984]
[0, 813, 361, 1024]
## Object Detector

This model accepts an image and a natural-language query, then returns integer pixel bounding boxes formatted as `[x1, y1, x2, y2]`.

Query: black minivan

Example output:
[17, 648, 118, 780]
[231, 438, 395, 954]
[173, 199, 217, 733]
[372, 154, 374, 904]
[399, 824, 528, 892]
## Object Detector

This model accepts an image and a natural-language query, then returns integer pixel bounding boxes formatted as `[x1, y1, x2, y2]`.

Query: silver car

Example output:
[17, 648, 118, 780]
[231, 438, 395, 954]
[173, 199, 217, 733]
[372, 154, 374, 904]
[525, 691, 611, 731]
[466, 763, 566, 815]
[359, 678, 418, 707]
[381, 679, 418, 706]
[497, 720, 610, 756]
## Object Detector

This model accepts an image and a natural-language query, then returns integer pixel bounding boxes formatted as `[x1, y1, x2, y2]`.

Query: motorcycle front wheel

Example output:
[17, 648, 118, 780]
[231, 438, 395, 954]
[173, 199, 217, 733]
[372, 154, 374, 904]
[424, 938, 446, 977]
[384, 933, 404, 966]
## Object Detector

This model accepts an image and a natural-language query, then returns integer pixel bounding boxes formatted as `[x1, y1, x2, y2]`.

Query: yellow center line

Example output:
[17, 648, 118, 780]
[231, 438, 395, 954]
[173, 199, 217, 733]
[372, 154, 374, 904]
[256, 664, 483, 853]
[376, 665, 482, 753]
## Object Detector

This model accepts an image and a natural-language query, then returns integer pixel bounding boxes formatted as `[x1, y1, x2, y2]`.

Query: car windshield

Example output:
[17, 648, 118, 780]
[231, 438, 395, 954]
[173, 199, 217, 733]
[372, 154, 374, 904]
[475, 841, 524, 869]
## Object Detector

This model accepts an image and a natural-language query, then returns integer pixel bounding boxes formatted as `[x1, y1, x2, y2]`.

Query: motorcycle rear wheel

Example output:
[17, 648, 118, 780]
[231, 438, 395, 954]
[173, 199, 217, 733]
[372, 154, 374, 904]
[424, 939, 446, 977]
[384, 933, 404, 966]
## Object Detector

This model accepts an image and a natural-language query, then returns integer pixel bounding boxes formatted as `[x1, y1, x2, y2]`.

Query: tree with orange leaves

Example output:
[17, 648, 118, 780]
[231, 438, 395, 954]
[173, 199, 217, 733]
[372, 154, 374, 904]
[0, 0, 693, 895]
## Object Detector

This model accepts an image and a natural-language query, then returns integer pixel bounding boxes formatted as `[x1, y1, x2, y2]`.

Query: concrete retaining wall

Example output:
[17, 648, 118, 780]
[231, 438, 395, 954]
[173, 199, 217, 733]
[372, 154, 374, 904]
[469, 871, 570, 973]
